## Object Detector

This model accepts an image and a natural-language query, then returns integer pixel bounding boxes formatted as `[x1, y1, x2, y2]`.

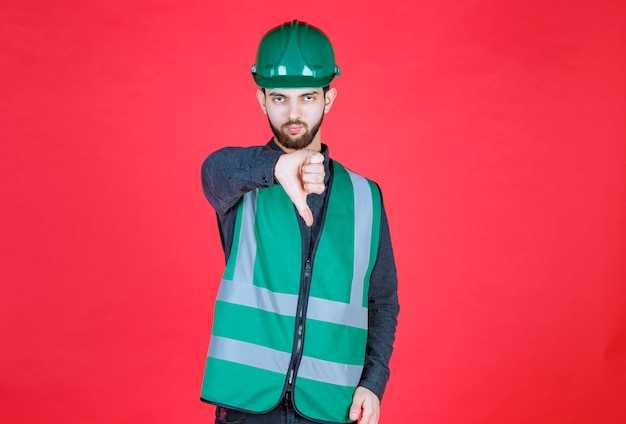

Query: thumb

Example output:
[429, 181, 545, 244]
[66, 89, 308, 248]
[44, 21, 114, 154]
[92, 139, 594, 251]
[349, 397, 363, 422]
[294, 198, 314, 227]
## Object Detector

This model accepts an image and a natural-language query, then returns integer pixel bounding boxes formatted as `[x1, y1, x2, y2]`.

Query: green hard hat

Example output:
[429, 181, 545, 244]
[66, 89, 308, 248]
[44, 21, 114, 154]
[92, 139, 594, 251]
[251, 20, 340, 89]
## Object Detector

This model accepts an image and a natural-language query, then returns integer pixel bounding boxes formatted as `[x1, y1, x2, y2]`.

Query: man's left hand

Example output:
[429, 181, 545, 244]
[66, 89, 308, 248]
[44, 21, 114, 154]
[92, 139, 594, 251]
[349, 386, 380, 424]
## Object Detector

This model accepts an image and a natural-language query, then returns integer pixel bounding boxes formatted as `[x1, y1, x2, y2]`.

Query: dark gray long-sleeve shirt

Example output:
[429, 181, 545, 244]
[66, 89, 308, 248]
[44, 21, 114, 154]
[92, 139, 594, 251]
[201, 140, 399, 400]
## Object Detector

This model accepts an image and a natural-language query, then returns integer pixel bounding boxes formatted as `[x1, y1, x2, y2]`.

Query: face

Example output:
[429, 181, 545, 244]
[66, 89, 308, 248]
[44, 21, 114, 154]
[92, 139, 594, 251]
[256, 87, 337, 152]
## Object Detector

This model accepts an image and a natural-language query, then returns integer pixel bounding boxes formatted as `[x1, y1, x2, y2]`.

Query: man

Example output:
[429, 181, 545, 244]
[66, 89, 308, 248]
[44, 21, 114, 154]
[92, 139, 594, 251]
[200, 20, 399, 424]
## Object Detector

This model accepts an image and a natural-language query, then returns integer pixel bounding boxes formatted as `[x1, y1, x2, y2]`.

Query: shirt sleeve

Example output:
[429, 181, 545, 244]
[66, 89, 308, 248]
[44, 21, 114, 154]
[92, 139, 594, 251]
[358, 200, 400, 401]
[200, 144, 284, 259]
[201, 145, 283, 216]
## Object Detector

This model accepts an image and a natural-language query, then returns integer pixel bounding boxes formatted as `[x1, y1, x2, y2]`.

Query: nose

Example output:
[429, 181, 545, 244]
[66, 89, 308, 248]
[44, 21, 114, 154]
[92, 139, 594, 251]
[287, 100, 301, 121]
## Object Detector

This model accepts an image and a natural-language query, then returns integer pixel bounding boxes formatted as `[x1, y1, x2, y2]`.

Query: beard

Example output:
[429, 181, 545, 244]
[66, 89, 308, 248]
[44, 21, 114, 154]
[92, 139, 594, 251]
[269, 114, 324, 150]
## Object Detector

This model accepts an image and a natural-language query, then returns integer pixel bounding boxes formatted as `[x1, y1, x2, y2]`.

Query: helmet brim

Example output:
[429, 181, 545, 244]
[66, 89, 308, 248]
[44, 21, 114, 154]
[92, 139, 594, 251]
[253, 74, 337, 89]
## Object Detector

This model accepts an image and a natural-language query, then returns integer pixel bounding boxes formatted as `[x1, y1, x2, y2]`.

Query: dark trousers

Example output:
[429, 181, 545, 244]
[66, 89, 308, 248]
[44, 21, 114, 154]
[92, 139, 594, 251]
[214, 397, 351, 424]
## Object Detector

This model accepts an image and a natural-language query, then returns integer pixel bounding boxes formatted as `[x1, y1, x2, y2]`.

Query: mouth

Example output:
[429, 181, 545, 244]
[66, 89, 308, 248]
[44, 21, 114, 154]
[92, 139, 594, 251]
[285, 125, 303, 135]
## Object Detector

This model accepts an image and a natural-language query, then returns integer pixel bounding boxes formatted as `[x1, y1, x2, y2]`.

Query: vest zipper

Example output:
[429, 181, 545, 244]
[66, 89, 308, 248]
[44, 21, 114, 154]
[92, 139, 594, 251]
[286, 163, 333, 403]
[286, 256, 312, 390]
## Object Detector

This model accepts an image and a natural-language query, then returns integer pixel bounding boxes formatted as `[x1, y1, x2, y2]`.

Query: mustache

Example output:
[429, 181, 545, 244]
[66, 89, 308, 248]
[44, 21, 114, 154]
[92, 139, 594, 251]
[282, 120, 307, 128]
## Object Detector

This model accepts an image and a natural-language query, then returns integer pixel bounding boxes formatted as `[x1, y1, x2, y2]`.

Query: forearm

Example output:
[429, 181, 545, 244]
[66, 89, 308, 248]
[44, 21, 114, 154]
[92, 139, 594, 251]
[359, 207, 400, 400]
[200, 145, 283, 215]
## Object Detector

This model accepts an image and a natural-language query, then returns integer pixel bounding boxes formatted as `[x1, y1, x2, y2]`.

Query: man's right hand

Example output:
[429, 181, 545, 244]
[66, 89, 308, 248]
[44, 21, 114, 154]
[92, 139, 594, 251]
[274, 149, 325, 227]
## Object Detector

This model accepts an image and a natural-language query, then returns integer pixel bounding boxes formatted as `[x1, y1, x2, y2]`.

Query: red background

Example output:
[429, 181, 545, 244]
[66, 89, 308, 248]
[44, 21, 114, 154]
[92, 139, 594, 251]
[2, 1, 625, 423]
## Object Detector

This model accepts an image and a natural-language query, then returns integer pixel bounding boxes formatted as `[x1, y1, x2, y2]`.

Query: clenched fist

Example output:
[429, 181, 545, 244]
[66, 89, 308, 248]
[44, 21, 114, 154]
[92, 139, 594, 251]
[274, 149, 325, 227]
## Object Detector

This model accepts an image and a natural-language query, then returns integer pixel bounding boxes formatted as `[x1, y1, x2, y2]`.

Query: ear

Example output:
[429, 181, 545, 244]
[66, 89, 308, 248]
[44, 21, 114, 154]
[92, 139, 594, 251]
[256, 89, 267, 114]
[323, 87, 337, 113]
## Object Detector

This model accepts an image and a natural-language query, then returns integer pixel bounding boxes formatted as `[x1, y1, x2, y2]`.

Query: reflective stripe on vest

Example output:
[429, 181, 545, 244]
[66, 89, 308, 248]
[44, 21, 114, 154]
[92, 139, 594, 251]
[201, 161, 381, 423]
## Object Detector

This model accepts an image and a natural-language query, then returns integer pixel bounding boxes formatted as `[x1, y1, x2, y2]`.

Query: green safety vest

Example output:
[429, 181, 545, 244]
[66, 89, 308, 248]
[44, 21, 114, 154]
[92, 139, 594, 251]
[201, 161, 382, 423]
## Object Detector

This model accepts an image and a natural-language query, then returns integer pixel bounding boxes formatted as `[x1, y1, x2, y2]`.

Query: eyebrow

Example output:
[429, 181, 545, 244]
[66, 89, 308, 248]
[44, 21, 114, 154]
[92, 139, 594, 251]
[268, 91, 320, 98]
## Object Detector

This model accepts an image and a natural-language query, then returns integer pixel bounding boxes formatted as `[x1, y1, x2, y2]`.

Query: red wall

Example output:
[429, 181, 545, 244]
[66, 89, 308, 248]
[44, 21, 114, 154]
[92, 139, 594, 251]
[2, 1, 625, 422]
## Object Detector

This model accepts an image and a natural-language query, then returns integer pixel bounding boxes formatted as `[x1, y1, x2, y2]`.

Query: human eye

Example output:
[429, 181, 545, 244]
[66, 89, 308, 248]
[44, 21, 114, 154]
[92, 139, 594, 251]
[272, 96, 285, 103]
[303, 95, 316, 102]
